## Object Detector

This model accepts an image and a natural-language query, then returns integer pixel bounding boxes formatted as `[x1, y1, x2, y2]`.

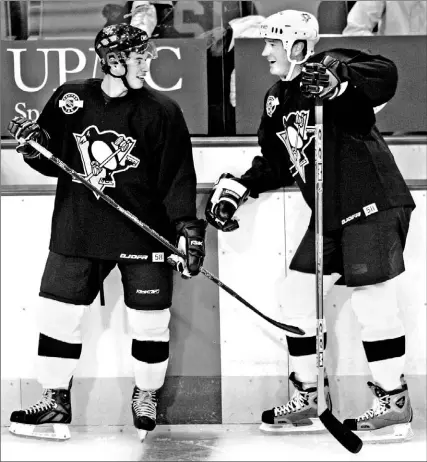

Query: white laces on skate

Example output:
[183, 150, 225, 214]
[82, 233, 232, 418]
[24, 390, 56, 415]
[356, 395, 390, 421]
[273, 389, 308, 416]
[132, 389, 157, 420]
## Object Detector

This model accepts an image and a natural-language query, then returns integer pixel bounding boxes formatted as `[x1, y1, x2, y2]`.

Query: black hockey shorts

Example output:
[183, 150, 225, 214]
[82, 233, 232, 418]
[289, 207, 412, 287]
[39, 252, 173, 309]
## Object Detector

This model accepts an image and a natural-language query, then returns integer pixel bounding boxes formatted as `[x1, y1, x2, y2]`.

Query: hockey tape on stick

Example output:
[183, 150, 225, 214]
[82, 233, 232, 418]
[24, 139, 305, 336]
[314, 98, 363, 454]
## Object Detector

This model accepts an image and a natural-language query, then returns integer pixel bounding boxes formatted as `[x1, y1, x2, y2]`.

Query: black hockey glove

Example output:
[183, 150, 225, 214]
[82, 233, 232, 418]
[300, 56, 341, 100]
[8, 116, 50, 159]
[205, 173, 250, 232]
[167, 219, 207, 279]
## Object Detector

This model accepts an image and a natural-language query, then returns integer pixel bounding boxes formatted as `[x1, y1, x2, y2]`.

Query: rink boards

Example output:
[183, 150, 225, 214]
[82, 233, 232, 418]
[1, 141, 426, 427]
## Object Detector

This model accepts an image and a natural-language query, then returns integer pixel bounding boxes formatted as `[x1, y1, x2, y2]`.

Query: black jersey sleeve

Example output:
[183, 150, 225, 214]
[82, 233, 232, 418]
[238, 95, 295, 198]
[23, 86, 65, 177]
[312, 49, 398, 134]
[157, 102, 197, 224]
[319, 48, 398, 107]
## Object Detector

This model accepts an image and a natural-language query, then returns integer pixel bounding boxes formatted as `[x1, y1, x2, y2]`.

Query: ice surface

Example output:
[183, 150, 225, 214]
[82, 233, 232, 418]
[1, 423, 426, 462]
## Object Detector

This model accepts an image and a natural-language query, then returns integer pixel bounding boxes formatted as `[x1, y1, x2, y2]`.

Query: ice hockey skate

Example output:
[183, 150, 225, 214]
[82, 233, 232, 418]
[343, 374, 414, 443]
[260, 372, 331, 433]
[9, 382, 72, 440]
[132, 386, 158, 442]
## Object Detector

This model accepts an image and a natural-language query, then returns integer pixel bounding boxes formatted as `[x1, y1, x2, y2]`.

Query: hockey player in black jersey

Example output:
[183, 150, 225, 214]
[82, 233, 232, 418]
[7, 23, 206, 442]
[206, 10, 415, 443]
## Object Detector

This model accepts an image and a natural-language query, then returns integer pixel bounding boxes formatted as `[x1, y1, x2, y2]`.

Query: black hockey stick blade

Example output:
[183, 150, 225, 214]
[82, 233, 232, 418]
[319, 409, 363, 454]
[25, 139, 305, 336]
[201, 266, 305, 335]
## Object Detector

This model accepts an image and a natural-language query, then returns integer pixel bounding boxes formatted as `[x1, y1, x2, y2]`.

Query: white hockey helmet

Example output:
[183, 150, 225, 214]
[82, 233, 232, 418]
[260, 10, 319, 79]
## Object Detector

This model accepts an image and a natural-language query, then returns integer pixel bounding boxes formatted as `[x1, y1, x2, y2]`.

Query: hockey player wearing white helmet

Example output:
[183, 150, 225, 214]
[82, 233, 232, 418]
[7, 23, 206, 442]
[206, 10, 415, 443]
[259, 10, 319, 81]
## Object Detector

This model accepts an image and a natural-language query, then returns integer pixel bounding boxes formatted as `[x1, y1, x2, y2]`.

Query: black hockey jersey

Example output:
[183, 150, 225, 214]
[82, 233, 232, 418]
[25, 79, 197, 260]
[239, 48, 415, 231]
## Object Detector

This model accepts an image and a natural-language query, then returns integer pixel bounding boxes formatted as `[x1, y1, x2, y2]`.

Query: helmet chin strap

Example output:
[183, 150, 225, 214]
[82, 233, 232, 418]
[108, 63, 132, 92]
[283, 46, 310, 81]
[121, 75, 132, 91]
[284, 61, 298, 81]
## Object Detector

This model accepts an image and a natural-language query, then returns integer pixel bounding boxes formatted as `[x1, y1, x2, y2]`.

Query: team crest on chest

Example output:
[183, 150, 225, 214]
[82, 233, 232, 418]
[266, 95, 280, 117]
[276, 110, 315, 183]
[59, 93, 84, 114]
[73, 125, 139, 198]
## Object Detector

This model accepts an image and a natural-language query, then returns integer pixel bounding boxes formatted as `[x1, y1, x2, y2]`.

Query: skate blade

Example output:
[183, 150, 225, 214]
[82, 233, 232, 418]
[9, 423, 70, 441]
[260, 418, 325, 434]
[137, 429, 148, 442]
[356, 423, 414, 444]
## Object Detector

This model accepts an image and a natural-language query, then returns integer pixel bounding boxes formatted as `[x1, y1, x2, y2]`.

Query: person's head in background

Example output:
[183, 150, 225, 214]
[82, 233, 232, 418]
[101, 2, 175, 37]
[259, 10, 319, 81]
[101, 3, 126, 26]
[125, 1, 175, 37]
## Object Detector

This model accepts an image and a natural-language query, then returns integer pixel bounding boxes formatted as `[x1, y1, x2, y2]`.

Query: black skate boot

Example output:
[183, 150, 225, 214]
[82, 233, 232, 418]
[343, 374, 414, 443]
[131, 386, 157, 442]
[9, 379, 72, 440]
[260, 372, 331, 433]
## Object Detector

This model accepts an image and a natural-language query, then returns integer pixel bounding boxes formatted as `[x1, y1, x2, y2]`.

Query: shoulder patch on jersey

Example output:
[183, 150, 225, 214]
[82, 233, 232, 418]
[266, 95, 280, 117]
[59, 93, 84, 115]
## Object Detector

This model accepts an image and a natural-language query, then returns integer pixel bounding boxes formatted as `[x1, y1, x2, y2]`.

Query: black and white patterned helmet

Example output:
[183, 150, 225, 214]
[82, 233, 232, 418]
[95, 24, 156, 71]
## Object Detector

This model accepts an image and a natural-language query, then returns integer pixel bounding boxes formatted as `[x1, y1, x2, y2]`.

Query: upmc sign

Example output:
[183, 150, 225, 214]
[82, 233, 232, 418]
[1, 39, 208, 135]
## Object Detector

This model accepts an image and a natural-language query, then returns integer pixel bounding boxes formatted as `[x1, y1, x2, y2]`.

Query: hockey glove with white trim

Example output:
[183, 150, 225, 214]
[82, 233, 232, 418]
[167, 219, 206, 279]
[205, 173, 250, 232]
[8, 116, 50, 159]
[300, 56, 341, 100]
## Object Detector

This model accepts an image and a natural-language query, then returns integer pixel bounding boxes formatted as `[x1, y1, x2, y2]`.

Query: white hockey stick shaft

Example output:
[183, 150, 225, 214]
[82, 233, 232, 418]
[314, 97, 362, 454]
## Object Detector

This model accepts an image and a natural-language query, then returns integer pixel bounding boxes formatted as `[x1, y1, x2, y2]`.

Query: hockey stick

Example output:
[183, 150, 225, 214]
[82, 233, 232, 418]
[314, 97, 363, 454]
[82, 138, 137, 182]
[84, 144, 128, 181]
[24, 139, 305, 336]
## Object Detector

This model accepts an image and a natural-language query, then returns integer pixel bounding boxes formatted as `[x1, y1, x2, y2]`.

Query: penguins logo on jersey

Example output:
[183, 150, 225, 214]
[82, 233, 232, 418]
[276, 110, 315, 183]
[73, 125, 139, 198]
[266, 95, 280, 117]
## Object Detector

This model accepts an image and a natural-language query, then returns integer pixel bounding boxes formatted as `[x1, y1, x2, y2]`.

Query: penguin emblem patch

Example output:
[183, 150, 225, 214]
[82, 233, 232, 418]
[266, 95, 280, 117]
[59, 93, 84, 114]
[73, 125, 139, 198]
